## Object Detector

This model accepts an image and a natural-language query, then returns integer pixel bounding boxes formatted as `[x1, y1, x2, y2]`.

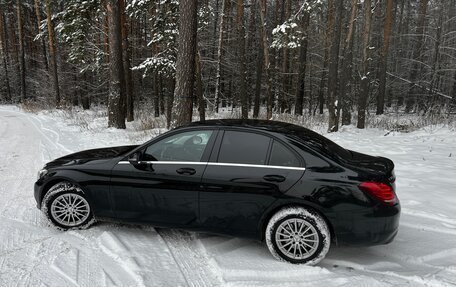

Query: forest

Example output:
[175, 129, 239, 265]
[0, 0, 455, 131]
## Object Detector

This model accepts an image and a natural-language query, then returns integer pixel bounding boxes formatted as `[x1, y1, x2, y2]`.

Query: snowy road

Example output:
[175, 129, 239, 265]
[1, 106, 456, 286]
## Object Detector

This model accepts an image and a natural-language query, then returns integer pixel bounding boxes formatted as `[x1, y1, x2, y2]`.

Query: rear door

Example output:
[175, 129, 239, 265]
[199, 130, 305, 238]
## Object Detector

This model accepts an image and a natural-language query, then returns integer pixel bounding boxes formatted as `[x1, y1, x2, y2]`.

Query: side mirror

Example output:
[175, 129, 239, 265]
[128, 152, 141, 165]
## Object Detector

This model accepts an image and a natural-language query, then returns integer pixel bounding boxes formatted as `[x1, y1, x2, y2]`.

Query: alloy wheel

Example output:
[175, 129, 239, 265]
[275, 218, 320, 260]
[50, 193, 91, 227]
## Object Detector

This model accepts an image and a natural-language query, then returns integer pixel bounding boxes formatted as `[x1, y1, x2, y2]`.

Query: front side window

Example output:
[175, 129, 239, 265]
[143, 130, 213, 162]
[218, 131, 270, 165]
[269, 141, 301, 167]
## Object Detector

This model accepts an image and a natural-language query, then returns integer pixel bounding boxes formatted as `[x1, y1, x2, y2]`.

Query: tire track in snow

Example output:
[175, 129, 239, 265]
[323, 258, 456, 287]
[401, 207, 456, 225]
[94, 226, 192, 287]
[0, 108, 73, 161]
[400, 222, 456, 236]
[97, 231, 146, 287]
[157, 229, 223, 287]
[48, 230, 141, 287]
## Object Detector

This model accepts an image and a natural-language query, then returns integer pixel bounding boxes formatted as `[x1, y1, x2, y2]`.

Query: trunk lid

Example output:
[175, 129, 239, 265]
[346, 150, 395, 182]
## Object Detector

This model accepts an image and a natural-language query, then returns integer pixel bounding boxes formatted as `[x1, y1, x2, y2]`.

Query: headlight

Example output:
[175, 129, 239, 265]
[37, 169, 48, 180]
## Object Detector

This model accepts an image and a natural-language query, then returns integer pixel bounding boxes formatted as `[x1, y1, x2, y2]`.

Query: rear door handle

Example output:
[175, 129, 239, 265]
[263, 174, 286, 182]
[176, 167, 196, 175]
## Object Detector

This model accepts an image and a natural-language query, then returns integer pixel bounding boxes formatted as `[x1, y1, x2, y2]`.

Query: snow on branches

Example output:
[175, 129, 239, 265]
[271, 0, 322, 50]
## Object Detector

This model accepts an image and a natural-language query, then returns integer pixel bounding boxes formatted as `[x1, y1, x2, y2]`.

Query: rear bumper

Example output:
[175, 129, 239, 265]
[333, 202, 400, 246]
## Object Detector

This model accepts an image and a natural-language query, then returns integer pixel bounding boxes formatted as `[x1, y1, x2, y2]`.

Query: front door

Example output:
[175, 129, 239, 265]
[110, 129, 216, 227]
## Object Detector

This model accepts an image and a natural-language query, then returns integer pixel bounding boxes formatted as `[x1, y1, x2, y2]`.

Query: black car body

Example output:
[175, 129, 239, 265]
[35, 119, 400, 261]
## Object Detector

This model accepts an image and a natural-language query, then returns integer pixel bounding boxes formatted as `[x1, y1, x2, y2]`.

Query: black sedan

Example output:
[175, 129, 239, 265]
[34, 119, 400, 265]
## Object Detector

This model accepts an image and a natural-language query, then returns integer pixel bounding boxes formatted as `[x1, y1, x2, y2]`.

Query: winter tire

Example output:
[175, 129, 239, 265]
[265, 207, 330, 265]
[42, 182, 95, 230]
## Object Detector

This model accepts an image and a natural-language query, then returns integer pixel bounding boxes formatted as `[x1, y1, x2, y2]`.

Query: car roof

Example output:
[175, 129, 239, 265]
[184, 119, 314, 137]
[183, 119, 352, 161]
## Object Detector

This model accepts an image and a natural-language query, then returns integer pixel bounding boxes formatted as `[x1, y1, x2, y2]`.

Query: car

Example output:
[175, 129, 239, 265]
[34, 119, 400, 265]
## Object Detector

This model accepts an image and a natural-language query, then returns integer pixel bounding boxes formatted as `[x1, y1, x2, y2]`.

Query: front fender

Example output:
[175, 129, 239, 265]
[35, 168, 114, 218]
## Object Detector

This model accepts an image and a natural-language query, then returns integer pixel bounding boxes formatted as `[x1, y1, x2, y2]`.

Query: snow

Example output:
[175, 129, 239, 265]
[1, 105, 456, 286]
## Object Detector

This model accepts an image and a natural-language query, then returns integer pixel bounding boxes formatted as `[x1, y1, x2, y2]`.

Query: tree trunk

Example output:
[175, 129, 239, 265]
[258, 0, 273, 119]
[357, 0, 373, 129]
[247, 0, 257, 111]
[214, 0, 230, 112]
[153, 72, 160, 117]
[405, 0, 429, 113]
[166, 80, 175, 129]
[120, 0, 134, 121]
[376, 0, 394, 115]
[196, 50, 205, 121]
[8, 13, 20, 98]
[45, 0, 60, 107]
[280, 0, 291, 113]
[396, 0, 411, 107]
[294, 12, 310, 116]
[327, 0, 343, 132]
[159, 75, 165, 115]
[339, 0, 358, 126]
[317, 0, 335, 114]
[81, 72, 90, 110]
[104, 11, 110, 64]
[451, 71, 456, 111]
[429, 6, 443, 101]
[173, 0, 198, 126]
[271, 0, 281, 114]
[253, 37, 263, 118]
[17, 0, 26, 102]
[0, 12, 11, 102]
[107, 0, 126, 129]
[34, 0, 49, 71]
[236, 0, 248, 119]
[72, 66, 79, 106]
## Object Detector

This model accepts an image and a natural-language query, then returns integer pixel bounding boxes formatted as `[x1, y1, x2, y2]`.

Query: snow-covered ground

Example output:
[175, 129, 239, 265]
[1, 105, 456, 287]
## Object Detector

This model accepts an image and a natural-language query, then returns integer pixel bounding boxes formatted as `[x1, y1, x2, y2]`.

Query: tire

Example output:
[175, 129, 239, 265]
[41, 182, 95, 230]
[265, 207, 330, 265]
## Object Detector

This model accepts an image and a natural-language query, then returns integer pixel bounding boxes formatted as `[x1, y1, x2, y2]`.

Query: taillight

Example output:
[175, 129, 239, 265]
[359, 182, 397, 205]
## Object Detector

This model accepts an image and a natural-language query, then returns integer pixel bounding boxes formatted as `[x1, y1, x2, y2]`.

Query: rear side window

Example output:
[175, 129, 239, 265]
[218, 131, 270, 165]
[269, 141, 301, 167]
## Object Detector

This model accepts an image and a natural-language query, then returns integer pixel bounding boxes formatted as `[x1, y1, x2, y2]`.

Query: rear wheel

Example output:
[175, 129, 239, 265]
[42, 182, 95, 230]
[265, 207, 330, 265]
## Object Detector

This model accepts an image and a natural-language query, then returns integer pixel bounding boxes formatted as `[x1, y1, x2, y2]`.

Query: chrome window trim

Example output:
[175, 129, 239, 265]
[118, 161, 305, 171]
[118, 161, 207, 165]
[207, 162, 305, 171]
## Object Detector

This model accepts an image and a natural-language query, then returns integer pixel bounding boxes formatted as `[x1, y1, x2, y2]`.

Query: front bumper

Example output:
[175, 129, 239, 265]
[34, 180, 45, 209]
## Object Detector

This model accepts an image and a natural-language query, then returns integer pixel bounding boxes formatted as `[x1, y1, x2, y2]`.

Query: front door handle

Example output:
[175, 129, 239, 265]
[263, 174, 286, 182]
[176, 167, 196, 175]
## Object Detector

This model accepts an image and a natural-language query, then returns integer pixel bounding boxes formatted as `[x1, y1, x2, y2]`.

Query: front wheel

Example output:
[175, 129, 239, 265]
[42, 182, 95, 230]
[265, 207, 330, 265]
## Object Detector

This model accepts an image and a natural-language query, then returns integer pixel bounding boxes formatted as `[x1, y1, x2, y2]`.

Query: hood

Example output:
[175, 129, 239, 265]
[45, 145, 139, 168]
[346, 150, 395, 176]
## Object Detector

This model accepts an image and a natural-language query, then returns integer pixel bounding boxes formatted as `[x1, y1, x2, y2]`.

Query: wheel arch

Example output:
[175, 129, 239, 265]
[39, 177, 86, 207]
[259, 202, 337, 245]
